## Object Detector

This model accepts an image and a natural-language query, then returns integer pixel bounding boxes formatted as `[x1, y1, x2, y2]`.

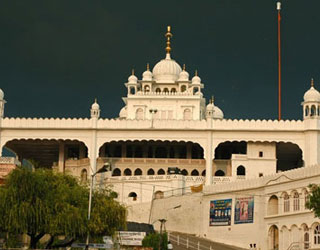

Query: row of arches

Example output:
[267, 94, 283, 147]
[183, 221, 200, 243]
[304, 104, 320, 117]
[110, 167, 230, 177]
[2, 139, 303, 175]
[269, 223, 320, 250]
[267, 189, 309, 215]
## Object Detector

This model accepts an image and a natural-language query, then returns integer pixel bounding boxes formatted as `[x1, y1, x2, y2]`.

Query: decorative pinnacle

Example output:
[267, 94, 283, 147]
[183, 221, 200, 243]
[147, 63, 150, 71]
[132, 69, 135, 75]
[311, 78, 314, 87]
[94, 98, 97, 103]
[183, 64, 186, 71]
[195, 70, 198, 76]
[165, 26, 173, 54]
[210, 96, 214, 104]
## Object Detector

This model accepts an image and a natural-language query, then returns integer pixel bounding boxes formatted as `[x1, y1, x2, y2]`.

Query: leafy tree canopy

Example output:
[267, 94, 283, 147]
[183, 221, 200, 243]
[0, 167, 126, 249]
[306, 184, 320, 217]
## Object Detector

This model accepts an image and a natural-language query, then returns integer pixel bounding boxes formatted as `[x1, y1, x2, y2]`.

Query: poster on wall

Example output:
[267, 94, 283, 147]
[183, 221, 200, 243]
[234, 197, 254, 224]
[209, 199, 232, 226]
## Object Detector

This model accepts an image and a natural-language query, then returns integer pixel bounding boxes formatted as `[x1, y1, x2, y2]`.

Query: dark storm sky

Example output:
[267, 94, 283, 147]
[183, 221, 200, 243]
[0, 0, 319, 120]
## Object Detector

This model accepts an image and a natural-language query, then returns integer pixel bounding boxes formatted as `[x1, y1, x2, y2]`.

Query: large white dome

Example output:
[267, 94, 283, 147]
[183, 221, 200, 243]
[152, 54, 182, 82]
[0, 89, 4, 100]
[304, 86, 320, 102]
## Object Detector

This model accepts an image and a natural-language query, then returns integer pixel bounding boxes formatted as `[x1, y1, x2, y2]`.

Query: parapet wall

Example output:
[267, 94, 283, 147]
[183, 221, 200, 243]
[204, 164, 320, 195]
[1, 117, 304, 131]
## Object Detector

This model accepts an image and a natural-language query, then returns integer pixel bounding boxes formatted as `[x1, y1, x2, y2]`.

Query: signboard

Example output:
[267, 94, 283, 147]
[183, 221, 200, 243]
[117, 231, 146, 246]
[71, 243, 112, 249]
[209, 199, 232, 226]
[234, 197, 254, 224]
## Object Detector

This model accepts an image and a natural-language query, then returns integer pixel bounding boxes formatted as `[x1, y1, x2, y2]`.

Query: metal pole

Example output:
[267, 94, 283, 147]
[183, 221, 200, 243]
[277, 2, 282, 121]
[85, 174, 94, 249]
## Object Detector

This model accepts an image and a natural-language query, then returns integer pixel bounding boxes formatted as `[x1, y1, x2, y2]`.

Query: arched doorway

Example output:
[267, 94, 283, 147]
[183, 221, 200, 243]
[268, 225, 279, 250]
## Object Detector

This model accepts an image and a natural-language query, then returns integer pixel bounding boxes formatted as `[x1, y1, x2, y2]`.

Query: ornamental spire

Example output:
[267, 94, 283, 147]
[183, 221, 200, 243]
[311, 78, 314, 87]
[165, 26, 173, 56]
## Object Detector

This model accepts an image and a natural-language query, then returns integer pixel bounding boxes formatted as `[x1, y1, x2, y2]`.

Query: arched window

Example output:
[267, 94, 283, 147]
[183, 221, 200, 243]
[128, 192, 137, 201]
[144, 85, 150, 92]
[191, 169, 199, 176]
[303, 225, 310, 250]
[305, 106, 309, 117]
[130, 87, 135, 95]
[180, 85, 186, 92]
[136, 108, 144, 120]
[283, 193, 290, 212]
[157, 169, 165, 175]
[154, 191, 164, 199]
[314, 225, 320, 245]
[147, 168, 155, 175]
[171, 88, 176, 93]
[112, 168, 121, 176]
[214, 170, 225, 176]
[124, 168, 132, 176]
[201, 170, 206, 176]
[267, 195, 279, 215]
[181, 169, 188, 176]
[183, 108, 192, 120]
[236, 165, 246, 176]
[163, 88, 169, 93]
[311, 105, 316, 116]
[81, 169, 87, 184]
[293, 192, 300, 211]
[156, 88, 161, 93]
[134, 168, 142, 176]
[193, 87, 199, 94]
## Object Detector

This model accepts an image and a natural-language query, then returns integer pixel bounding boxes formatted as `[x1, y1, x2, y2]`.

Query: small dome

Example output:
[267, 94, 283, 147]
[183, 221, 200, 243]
[206, 102, 214, 111]
[91, 99, 100, 110]
[142, 69, 153, 81]
[304, 86, 320, 102]
[128, 73, 138, 83]
[119, 106, 127, 118]
[152, 54, 182, 82]
[192, 75, 201, 83]
[178, 69, 189, 81]
[0, 89, 4, 100]
[213, 106, 224, 119]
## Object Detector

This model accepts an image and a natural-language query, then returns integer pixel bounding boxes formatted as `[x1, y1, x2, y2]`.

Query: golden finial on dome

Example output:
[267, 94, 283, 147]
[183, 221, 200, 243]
[94, 97, 97, 103]
[183, 64, 186, 71]
[210, 96, 214, 104]
[165, 26, 173, 54]
[147, 63, 150, 71]
[195, 70, 198, 76]
[311, 78, 314, 87]
[132, 69, 135, 75]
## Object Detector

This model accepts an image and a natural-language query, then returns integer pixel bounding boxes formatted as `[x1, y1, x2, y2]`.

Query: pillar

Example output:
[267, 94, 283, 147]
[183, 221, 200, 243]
[187, 143, 192, 159]
[205, 132, 213, 185]
[100, 144, 106, 158]
[79, 143, 86, 159]
[58, 141, 65, 173]
[121, 143, 126, 158]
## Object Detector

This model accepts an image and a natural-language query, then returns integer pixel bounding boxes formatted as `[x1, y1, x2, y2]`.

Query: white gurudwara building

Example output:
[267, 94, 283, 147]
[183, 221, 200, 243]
[1, 26, 320, 250]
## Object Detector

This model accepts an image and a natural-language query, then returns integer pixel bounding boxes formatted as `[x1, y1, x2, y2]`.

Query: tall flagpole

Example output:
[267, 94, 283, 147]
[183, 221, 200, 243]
[277, 2, 282, 120]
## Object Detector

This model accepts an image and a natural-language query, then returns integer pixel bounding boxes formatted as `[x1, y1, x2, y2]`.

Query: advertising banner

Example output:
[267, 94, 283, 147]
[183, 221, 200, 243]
[209, 199, 232, 226]
[234, 197, 254, 224]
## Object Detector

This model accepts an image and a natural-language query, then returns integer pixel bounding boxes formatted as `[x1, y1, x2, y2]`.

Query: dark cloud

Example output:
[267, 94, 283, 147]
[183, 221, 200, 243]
[0, 0, 319, 120]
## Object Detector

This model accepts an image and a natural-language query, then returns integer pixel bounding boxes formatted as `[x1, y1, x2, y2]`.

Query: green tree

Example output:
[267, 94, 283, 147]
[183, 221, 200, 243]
[142, 232, 168, 250]
[306, 184, 320, 217]
[0, 167, 126, 249]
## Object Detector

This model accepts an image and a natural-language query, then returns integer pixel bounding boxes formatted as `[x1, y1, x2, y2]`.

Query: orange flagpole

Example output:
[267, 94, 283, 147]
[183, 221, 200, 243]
[277, 2, 282, 121]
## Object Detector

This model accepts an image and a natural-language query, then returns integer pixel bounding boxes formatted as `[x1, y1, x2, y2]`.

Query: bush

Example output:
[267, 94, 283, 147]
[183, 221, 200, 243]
[142, 232, 168, 250]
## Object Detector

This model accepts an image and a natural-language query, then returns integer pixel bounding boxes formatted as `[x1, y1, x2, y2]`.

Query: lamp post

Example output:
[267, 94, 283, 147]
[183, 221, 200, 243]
[85, 162, 112, 250]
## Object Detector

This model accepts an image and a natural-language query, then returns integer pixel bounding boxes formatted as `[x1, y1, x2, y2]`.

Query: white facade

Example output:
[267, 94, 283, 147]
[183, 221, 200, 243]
[1, 26, 320, 249]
